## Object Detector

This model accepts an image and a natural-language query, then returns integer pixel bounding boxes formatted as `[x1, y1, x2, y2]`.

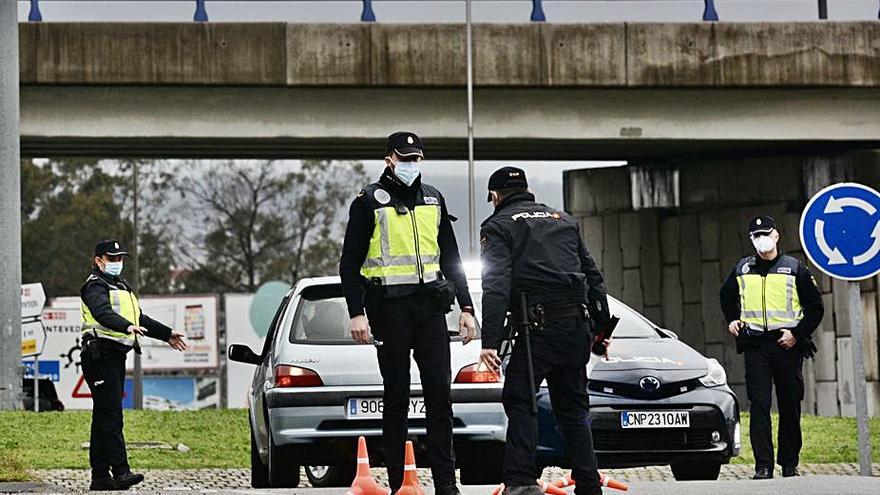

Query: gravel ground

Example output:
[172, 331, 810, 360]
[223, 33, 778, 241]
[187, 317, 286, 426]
[26, 464, 880, 492]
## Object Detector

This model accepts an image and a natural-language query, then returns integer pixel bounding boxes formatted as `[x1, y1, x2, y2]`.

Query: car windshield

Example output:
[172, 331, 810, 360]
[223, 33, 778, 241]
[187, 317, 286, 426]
[607, 297, 662, 339]
[289, 283, 483, 344]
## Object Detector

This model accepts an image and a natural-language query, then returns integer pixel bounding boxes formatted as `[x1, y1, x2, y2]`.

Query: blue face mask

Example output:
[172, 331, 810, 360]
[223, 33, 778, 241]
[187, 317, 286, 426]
[103, 261, 123, 277]
[394, 161, 420, 187]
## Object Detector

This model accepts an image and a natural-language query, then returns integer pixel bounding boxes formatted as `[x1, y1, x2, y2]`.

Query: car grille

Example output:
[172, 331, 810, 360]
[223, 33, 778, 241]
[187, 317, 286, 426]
[588, 378, 702, 400]
[592, 427, 715, 451]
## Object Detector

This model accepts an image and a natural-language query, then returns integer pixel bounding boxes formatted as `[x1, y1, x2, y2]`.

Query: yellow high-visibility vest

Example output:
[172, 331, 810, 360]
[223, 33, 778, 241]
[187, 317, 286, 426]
[360, 185, 442, 286]
[735, 255, 803, 332]
[81, 275, 140, 347]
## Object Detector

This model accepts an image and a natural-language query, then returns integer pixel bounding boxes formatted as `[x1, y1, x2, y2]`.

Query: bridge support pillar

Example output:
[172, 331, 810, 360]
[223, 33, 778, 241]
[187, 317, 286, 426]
[0, 0, 22, 410]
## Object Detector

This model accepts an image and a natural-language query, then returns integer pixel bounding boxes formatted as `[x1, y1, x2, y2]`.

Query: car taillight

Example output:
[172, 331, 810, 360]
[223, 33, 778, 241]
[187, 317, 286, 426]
[454, 363, 501, 383]
[274, 365, 323, 388]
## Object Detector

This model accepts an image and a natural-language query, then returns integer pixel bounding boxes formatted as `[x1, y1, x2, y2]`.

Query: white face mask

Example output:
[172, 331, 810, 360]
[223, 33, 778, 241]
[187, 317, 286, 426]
[103, 261, 123, 277]
[393, 161, 420, 187]
[752, 235, 776, 254]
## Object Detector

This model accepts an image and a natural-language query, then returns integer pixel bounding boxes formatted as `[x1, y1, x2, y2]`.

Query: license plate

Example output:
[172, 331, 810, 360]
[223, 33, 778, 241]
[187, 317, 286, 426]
[346, 398, 427, 419]
[620, 410, 690, 428]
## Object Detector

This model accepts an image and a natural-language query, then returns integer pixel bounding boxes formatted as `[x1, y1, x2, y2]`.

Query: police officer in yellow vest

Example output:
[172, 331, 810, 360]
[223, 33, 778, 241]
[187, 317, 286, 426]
[339, 132, 476, 495]
[81, 240, 188, 491]
[719, 216, 823, 480]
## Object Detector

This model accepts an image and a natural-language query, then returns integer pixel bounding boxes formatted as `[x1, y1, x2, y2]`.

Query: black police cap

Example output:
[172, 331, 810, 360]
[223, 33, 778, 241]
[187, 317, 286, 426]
[94, 239, 129, 257]
[748, 215, 776, 236]
[385, 131, 424, 158]
[487, 166, 529, 201]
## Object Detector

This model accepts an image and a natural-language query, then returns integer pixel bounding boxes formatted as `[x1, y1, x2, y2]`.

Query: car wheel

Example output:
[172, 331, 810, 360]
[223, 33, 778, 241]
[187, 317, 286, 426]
[670, 461, 722, 481]
[267, 428, 300, 487]
[250, 424, 270, 488]
[306, 464, 357, 487]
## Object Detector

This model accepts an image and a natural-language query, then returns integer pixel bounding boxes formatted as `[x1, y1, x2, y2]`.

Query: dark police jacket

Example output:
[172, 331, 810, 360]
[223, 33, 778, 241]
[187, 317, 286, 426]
[80, 268, 173, 353]
[338, 167, 473, 318]
[479, 192, 610, 349]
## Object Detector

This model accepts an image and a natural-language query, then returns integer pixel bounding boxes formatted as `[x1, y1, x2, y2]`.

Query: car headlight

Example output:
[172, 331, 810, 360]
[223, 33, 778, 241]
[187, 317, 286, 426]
[699, 358, 727, 387]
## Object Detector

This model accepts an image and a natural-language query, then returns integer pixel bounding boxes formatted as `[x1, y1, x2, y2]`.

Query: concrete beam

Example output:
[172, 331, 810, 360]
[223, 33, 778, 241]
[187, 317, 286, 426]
[18, 22, 880, 88]
[20, 86, 880, 159]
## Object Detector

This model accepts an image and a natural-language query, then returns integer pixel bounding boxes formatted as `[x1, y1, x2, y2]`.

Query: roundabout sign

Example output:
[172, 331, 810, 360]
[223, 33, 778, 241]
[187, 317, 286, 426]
[800, 182, 880, 281]
[799, 181, 880, 477]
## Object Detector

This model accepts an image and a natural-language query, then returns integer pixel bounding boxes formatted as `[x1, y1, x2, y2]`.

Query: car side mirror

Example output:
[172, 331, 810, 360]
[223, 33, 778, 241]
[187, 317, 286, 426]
[658, 328, 679, 339]
[228, 344, 262, 365]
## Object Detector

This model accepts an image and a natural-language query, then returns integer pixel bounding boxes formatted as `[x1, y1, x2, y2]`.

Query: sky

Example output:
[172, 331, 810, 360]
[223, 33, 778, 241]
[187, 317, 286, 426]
[15, 0, 880, 22]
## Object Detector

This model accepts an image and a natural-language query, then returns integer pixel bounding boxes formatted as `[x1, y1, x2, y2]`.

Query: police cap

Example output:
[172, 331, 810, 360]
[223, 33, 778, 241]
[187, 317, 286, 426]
[487, 166, 529, 201]
[94, 239, 129, 257]
[747, 215, 776, 237]
[385, 131, 424, 159]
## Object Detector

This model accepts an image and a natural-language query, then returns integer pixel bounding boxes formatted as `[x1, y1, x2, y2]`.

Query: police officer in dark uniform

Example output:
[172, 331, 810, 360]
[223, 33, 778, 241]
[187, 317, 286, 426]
[81, 240, 188, 491]
[478, 167, 609, 495]
[719, 216, 824, 480]
[339, 132, 476, 495]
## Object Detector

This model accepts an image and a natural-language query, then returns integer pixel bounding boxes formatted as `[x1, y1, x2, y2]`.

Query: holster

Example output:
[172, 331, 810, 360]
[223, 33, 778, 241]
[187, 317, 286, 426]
[427, 278, 457, 314]
[363, 278, 384, 320]
[84, 337, 103, 361]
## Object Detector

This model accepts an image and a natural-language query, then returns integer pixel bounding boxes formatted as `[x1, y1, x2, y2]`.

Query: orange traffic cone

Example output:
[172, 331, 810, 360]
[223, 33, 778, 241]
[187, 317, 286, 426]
[598, 473, 628, 492]
[396, 441, 425, 495]
[551, 473, 574, 489]
[492, 480, 567, 495]
[538, 479, 568, 495]
[551, 471, 628, 492]
[345, 436, 390, 495]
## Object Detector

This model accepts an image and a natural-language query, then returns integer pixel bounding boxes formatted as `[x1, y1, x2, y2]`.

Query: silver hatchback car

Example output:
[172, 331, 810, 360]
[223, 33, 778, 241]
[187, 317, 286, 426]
[227, 273, 504, 488]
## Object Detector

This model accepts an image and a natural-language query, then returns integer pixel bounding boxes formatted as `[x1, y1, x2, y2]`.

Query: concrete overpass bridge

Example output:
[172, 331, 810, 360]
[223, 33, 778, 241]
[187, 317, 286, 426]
[17, 21, 880, 160]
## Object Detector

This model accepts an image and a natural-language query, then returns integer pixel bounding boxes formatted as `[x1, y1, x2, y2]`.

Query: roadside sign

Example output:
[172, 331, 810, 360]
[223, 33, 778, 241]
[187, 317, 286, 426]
[800, 182, 880, 281]
[21, 320, 46, 357]
[799, 181, 879, 477]
[21, 283, 46, 319]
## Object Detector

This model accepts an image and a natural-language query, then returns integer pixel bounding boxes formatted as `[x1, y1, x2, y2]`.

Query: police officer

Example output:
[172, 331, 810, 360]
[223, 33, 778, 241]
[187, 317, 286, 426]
[81, 240, 188, 491]
[339, 132, 476, 495]
[719, 216, 824, 479]
[478, 167, 609, 495]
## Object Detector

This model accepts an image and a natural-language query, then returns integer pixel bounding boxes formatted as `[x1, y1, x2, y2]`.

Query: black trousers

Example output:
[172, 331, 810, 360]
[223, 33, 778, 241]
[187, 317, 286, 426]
[744, 338, 805, 470]
[81, 343, 130, 480]
[501, 316, 601, 495]
[371, 292, 455, 490]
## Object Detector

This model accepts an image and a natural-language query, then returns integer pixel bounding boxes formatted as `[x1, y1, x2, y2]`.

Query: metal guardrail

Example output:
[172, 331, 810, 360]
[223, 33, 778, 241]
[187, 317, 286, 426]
[21, 0, 880, 27]
[27, 0, 806, 24]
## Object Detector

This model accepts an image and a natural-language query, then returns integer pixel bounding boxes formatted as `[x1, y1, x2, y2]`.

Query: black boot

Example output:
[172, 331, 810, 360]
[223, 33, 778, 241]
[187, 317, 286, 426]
[752, 466, 773, 480]
[782, 466, 799, 477]
[89, 478, 124, 491]
[114, 473, 144, 489]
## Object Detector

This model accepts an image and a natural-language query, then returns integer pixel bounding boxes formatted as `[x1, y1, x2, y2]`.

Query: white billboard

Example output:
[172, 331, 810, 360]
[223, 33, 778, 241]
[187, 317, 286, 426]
[225, 294, 259, 409]
[125, 295, 220, 371]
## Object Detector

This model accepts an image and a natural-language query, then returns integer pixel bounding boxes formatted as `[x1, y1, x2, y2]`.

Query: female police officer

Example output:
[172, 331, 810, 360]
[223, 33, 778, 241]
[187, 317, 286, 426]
[80, 240, 187, 491]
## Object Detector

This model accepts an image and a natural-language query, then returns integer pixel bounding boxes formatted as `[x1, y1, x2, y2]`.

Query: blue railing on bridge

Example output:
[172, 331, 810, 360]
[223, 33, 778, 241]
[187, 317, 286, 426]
[24, 0, 880, 24]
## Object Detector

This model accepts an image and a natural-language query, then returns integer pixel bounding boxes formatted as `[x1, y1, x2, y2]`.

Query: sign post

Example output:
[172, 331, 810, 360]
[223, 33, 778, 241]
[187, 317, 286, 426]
[21, 283, 47, 412]
[800, 182, 880, 477]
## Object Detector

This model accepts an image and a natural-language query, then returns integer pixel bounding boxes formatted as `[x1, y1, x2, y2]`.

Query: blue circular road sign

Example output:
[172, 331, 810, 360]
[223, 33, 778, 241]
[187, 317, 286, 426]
[800, 182, 880, 281]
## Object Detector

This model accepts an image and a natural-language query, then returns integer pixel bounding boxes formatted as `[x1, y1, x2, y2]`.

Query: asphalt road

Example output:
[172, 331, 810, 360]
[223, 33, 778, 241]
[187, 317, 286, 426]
[224, 477, 880, 495]
[5, 476, 880, 495]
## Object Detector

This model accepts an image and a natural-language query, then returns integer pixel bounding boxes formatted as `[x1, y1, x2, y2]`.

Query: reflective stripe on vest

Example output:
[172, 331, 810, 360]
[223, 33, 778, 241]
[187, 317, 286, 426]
[736, 272, 803, 332]
[361, 204, 442, 286]
[81, 288, 141, 347]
